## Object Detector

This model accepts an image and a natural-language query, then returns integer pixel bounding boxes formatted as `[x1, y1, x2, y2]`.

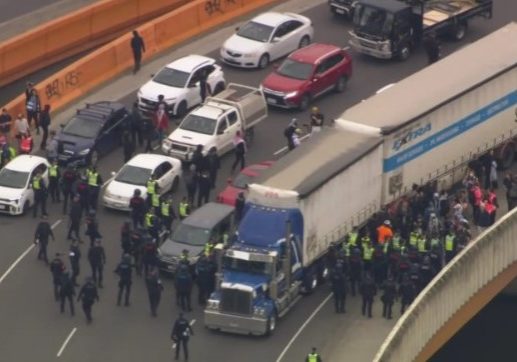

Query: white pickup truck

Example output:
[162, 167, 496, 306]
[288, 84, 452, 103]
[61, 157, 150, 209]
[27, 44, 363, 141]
[162, 83, 268, 161]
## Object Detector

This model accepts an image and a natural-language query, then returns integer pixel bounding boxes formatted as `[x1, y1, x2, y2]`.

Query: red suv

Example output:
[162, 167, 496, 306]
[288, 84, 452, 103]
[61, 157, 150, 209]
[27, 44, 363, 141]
[260, 43, 352, 110]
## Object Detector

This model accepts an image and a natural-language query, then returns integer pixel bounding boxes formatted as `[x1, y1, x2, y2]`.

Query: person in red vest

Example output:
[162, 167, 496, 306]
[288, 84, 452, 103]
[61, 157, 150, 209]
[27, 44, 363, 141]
[19, 133, 33, 154]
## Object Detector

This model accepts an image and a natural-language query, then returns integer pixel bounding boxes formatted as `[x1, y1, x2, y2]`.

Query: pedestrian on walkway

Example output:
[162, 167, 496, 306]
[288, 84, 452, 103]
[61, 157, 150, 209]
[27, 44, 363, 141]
[305, 347, 322, 362]
[26, 88, 41, 134]
[146, 268, 164, 317]
[59, 271, 75, 316]
[39, 105, 51, 150]
[77, 277, 99, 324]
[50, 253, 65, 301]
[172, 312, 194, 361]
[130, 30, 146, 74]
[231, 131, 246, 172]
[34, 214, 54, 264]
[115, 254, 133, 306]
[88, 239, 106, 288]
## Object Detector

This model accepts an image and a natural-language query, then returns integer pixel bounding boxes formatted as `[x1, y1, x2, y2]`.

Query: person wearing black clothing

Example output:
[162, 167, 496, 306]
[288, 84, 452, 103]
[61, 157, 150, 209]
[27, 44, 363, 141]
[69, 241, 81, 286]
[129, 189, 145, 228]
[34, 214, 54, 264]
[330, 267, 348, 313]
[284, 118, 297, 151]
[423, 33, 440, 65]
[199, 69, 212, 103]
[120, 222, 132, 254]
[171, 312, 194, 361]
[141, 116, 154, 152]
[0, 108, 12, 135]
[235, 192, 245, 223]
[206, 146, 220, 189]
[399, 275, 417, 315]
[122, 130, 135, 163]
[142, 240, 158, 277]
[67, 196, 83, 241]
[115, 254, 133, 306]
[197, 170, 211, 207]
[184, 165, 198, 205]
[85, 210, 101, 247]
[195, 254, 211, 305]
[61, 166, 77, 214]
[88, 239, 106, 288]
[145, 269, 164, 317]
[59, 272, 75, 316]
[39, 105, 51, 150]
[50, 253, 65, 300]
[360, 274, 377, 318]
[130, 30, 146, 74]
[77, 278, 99, 323]
[175, 264, 193, 312]
[231, 132, 246, 172]
[381, 277, 397, 319]
[191, 145, 206, 173]
[75, 174, 90, 214]
[130, 102, 143, 146]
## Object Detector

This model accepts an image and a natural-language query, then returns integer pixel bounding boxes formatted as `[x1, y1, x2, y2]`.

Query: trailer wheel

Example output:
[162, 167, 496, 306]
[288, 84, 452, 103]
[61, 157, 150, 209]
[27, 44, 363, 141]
[452, 22, 467, 41]
[397, 44, 411, 61]
[500, 145, 515, 170]
[265, 313, 277, 336]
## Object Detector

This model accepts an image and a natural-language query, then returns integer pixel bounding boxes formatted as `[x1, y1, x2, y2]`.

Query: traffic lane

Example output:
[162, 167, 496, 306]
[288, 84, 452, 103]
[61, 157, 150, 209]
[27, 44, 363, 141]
[0, 0, 58, 22]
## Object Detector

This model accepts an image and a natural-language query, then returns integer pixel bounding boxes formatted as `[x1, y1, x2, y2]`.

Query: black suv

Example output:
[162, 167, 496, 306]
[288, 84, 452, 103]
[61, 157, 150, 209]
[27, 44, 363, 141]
[52, 101, 130, 166]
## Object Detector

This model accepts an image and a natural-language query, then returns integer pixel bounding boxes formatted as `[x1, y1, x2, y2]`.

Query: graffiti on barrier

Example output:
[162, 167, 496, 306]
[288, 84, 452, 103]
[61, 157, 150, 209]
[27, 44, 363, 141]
[45, 71, 81, 100]
[204, 0, 236, 16]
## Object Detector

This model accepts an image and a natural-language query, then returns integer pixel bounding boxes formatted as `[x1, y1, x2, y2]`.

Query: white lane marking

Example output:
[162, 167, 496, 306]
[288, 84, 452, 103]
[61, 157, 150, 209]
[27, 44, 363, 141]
[56, 327, 77, 357]
[0, 219, 62, 285]
[171, 319, 196, 350]
[275, 293, 332, 362]
[101, 176, 114, 188]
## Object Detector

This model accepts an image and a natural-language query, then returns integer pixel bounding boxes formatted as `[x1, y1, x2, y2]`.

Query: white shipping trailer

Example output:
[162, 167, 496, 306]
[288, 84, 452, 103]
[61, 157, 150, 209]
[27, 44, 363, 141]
[337, 22, 517, 204]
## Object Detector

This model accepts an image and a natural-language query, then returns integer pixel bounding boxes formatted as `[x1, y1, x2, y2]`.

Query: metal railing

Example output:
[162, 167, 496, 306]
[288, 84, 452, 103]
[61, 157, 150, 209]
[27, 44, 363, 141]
[373, 207, 517, 362]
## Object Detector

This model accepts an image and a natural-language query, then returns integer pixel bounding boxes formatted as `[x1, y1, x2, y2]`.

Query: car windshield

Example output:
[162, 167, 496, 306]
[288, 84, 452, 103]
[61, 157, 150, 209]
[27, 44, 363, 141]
[180, 114, 216, 135]
[172, 224, 211, 246]
[233, 172, 255, 189]
[115, 165, 152, 186]
[0, 169, 29, 189]
[237, 21, 274, 43]
[62, 117, 102, 138]
[223, 255, 272, 275]
[153, 67, 190, 88]
[277, 58, 313, 80]
[354, 5, 393, 37]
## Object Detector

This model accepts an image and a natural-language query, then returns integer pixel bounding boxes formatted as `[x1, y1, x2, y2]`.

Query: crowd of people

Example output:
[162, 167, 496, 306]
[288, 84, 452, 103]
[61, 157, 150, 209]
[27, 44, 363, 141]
[326, 153, 504, 320]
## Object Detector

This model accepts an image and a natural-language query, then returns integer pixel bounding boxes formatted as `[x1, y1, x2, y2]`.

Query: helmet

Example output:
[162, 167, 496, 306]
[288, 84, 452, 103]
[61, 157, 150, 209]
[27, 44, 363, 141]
[311, 106, 319, 113]
[295, 128, 302, 135]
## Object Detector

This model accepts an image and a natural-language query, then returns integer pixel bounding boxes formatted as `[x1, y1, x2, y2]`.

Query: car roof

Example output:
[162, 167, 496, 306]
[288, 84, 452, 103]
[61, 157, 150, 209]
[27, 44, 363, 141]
[165, 55, 215, 73]
[183, 202, 234, 228]
[289, 43, 341, 64]
[252, 12, 293, 27]
[75, 101, 127, 122]
[191, 103, 232, 118]
[6, 155, 48, 171]
[126, 154, 176, 169]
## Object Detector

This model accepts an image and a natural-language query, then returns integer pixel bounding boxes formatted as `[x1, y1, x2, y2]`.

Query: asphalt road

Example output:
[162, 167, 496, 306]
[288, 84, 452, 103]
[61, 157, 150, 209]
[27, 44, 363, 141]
[0, 1, 515, 361]
[0, 0, 60, 21]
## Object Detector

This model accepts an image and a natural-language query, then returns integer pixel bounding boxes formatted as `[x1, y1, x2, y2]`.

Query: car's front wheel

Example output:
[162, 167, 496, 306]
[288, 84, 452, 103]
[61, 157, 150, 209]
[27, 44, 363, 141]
[176, 101, 188, 119]
[334, 75, 348, 93]
[258, 54, 270, 69]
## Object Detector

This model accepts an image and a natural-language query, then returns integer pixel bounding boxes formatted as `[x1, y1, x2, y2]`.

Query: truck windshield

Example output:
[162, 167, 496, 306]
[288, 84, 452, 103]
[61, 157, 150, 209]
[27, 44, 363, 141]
[223, 255, 272, 275]
[353, 4, 394, 38]
[180, 114, 217, 135]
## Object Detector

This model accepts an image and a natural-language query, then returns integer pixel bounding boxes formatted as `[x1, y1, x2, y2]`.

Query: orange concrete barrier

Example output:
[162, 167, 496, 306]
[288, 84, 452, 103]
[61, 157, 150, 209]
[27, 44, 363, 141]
[0, 0, 189, 88]
[3, 0, 282, 135]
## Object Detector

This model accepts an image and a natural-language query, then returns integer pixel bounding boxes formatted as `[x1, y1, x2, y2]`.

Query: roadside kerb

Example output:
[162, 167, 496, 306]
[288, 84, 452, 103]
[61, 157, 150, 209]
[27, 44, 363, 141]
[2, 0, 282, 135]
[0, 0, 189, 88]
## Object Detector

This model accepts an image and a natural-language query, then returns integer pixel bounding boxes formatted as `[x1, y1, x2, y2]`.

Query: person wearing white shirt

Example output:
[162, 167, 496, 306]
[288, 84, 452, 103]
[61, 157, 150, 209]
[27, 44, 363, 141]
[14, 114, 29, 138]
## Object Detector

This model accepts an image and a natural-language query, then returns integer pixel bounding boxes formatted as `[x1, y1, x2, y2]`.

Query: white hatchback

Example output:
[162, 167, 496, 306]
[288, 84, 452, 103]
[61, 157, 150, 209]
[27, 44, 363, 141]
[220, 12, 314, 69]
[138, 54, 226, 118]
[103, 154, 182, 211]
[0, 155, 50, 215]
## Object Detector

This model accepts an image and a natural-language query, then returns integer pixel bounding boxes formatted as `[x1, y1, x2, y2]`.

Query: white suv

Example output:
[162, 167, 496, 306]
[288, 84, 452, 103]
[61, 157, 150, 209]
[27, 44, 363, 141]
[138, 54, 226, 118]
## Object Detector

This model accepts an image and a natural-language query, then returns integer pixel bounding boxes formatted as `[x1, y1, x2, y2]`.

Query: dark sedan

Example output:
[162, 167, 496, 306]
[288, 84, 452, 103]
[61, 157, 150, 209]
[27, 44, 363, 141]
[52, 101, 130, 166]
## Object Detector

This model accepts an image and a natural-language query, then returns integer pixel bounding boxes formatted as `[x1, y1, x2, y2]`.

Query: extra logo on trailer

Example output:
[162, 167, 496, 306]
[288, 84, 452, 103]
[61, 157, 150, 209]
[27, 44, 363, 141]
[392, 123, 432, 152]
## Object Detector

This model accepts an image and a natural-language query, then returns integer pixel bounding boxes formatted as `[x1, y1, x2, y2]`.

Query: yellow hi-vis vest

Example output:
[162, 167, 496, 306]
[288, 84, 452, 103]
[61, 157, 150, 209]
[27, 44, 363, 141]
[409, 232, 418, 247]
[445, 235, 455, 251]
[32, 176, 41, 190]
[363, 246, 373, 261]
[145, 213, 155, 228]
[88, 171, 98, 186]
[307, 354, 320, 362]
[348, 232, 358, 246]
[147, 180, 156, 195]
[179, 202, 189, 218]
[151, 193, 160, 207]
[49, 165, 58, 178]
[417, 237, 427, 253]
[161, 202, 170, 217]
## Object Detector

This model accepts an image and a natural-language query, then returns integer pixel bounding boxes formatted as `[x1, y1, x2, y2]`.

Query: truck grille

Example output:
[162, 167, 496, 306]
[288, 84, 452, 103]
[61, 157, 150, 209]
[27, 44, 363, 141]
[220, 288, 252, 315]
[171, 143, 189, 152]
